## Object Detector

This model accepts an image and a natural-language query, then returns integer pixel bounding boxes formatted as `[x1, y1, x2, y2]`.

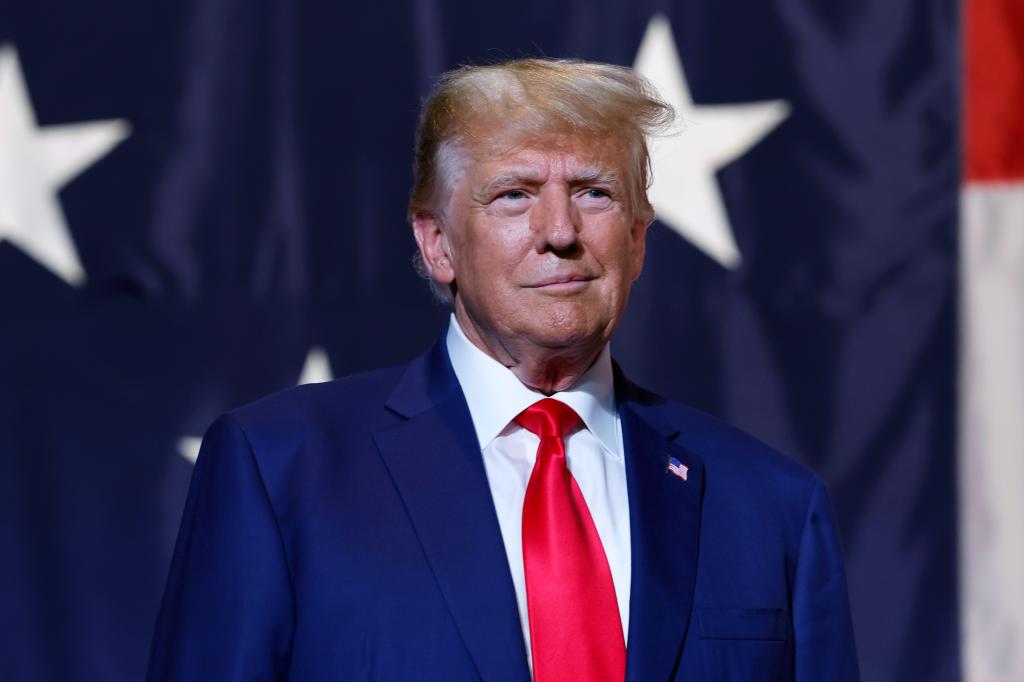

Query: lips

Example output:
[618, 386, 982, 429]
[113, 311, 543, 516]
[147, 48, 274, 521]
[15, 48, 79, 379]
[524, 274, 596, 290]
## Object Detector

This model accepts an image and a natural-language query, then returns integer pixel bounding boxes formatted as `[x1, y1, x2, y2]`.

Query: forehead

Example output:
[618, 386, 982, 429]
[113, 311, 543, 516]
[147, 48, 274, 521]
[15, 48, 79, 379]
[463, 132, 629, 181]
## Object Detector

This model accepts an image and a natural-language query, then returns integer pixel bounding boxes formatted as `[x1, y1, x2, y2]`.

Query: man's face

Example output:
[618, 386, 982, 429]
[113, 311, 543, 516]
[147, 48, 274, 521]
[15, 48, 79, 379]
[418, 133, 647, 359]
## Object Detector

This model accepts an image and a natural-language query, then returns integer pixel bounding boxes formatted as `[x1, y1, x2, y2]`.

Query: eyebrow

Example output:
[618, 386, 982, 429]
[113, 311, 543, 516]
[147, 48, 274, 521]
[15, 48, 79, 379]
[477, 165, 621, 196]
[571, 166, 620, 187]
[479, 173, 544, 196]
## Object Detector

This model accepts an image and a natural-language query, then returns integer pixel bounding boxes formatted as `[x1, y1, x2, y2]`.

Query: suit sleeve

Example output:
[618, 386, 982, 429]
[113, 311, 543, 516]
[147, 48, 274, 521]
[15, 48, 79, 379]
[792, 476, 861, 682]
[146, 414, 294, 681]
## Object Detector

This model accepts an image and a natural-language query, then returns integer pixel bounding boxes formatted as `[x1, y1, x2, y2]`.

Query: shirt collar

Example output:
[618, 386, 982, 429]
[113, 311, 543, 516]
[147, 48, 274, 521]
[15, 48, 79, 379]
[445, 313, 620, 459]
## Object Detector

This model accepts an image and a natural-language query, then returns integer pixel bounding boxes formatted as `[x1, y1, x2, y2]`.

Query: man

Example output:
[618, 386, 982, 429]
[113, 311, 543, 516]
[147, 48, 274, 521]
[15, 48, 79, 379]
[147, 58, 860, 681]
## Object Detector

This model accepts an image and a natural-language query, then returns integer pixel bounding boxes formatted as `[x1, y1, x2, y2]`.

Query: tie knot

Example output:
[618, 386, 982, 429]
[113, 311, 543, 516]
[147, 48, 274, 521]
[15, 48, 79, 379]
[514, 398, 582, 439]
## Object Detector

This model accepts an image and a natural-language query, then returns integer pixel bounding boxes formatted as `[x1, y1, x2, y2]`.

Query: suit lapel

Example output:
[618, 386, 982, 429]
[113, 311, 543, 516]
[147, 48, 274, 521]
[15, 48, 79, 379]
[374, 341, 530, 682]
[619, 381, 705, 682]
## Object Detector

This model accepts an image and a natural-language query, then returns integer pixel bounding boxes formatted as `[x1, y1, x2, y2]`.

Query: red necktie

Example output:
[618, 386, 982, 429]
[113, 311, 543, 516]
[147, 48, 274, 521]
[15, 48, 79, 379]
[517, 398, 626, 682]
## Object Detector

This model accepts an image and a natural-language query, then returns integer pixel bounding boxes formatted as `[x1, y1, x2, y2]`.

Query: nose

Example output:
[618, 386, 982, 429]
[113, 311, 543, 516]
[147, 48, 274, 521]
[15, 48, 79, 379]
[530, 189, 580, 253]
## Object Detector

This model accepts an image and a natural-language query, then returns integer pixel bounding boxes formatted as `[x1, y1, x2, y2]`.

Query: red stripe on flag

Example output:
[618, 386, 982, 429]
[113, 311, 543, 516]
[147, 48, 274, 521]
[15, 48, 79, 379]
[966, 0, 1024, 181]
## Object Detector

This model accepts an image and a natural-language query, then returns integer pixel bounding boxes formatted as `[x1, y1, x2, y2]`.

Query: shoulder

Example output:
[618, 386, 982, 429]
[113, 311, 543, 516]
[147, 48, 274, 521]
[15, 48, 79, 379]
[620, 375, 820, 509]
[206, 365, 406, 468]
[191, 364, 413, 509]
[230, 365, 405, 431]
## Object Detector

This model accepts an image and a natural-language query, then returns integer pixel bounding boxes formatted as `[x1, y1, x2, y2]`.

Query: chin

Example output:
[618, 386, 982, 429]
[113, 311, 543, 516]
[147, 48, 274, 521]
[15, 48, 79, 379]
[520, 315, 608, 352]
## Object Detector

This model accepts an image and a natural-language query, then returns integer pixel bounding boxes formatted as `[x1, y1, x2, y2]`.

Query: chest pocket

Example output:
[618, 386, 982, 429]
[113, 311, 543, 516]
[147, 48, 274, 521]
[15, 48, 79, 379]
[686, 608, 790, 681]
[688, 608, 790, 681]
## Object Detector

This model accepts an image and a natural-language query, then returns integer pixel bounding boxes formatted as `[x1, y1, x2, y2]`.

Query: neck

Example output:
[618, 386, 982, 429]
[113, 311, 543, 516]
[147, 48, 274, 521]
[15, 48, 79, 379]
[453, 309, 605, 395]
[507, 349, 603, 395]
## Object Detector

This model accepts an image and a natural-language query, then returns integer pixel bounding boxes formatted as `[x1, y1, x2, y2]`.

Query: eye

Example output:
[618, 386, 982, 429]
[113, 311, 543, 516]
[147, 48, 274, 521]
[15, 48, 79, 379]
[500, 190, 527, 200]
[584, 188, 609, 199]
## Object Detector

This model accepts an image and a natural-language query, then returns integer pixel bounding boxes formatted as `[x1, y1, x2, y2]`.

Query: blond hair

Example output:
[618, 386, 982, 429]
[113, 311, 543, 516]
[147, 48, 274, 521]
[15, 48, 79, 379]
[408, 58, 674, 224]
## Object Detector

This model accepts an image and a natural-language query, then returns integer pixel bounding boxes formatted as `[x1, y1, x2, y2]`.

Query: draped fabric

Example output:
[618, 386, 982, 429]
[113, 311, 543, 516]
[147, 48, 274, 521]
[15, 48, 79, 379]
[0, 0, 970, 679]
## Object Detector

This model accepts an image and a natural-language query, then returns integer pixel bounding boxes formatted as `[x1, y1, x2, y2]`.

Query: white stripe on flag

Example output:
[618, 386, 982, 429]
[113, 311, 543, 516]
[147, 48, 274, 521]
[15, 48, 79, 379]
[960, 183, 1024, 680]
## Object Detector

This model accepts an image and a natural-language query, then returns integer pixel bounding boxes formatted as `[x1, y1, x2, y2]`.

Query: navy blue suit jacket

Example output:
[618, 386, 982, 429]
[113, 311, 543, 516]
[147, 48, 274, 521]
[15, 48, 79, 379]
[148, 337, 859, 681]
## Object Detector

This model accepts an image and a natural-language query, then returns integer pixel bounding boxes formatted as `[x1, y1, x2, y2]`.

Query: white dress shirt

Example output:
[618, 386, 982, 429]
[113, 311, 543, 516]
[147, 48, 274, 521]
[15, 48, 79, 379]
[445, 315, 631, 671]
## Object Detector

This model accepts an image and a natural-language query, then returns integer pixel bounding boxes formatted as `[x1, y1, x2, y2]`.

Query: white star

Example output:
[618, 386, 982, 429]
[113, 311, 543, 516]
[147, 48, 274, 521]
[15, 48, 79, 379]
[634, 16, 790, 268]
[297, 346, 334, 385]
[176, 436, 202, 465]
[0, 44, 130, 285]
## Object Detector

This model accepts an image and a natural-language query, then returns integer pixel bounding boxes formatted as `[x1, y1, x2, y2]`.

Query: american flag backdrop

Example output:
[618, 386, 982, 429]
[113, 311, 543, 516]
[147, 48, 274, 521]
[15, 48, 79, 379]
[0, 0, 1018, 680]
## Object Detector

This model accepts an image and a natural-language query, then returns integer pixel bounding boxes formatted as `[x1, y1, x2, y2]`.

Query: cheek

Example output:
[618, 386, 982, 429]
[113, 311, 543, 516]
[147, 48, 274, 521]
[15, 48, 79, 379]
[493, 223, 526, 254]
[464, 218, 532, 277]
[628, 241, 645, 280]
[594, 223, 641, 277]
[620, 222, 647, 280]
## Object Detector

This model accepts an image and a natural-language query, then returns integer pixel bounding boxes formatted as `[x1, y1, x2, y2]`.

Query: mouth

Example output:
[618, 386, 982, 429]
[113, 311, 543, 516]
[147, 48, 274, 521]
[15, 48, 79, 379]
[523, 274, 596, 293]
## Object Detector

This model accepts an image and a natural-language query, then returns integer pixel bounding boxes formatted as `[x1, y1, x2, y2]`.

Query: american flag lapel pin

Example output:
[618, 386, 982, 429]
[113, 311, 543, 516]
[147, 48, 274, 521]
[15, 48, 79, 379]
[666, 455, 688, 481]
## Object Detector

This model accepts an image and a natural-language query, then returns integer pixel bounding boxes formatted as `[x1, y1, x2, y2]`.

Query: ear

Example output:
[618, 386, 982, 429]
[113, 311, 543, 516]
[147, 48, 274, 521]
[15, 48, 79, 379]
[412, 212, 456, 286]
[628, 216, 648, 281]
